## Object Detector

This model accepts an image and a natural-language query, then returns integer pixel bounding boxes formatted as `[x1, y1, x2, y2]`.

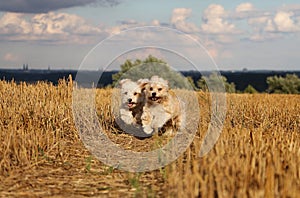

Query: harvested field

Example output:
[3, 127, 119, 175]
[0, 79, 299, 197]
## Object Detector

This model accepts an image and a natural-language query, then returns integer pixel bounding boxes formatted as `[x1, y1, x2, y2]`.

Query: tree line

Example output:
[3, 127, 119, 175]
[112, 55, 300, 94]
[194, 72, 300, 94]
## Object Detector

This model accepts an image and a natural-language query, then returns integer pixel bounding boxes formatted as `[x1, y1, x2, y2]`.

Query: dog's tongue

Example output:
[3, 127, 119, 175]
[128, 103, 133, 108]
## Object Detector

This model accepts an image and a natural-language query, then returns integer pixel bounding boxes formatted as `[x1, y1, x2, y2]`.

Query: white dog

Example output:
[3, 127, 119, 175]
[141, 76, 183, 135]
[119, 78, 148, 125]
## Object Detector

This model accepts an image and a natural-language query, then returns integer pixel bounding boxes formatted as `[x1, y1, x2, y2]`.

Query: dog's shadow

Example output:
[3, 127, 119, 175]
[114, 117, 176, 140]
[114, 118, 153, 139]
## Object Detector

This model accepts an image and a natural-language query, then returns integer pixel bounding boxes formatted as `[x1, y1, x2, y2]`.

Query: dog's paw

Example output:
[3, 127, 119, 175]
[143, 125, 153, 134]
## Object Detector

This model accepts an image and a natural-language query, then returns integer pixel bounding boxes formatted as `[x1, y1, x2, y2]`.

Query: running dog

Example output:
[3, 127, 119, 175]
[119, 78, 148, 125]
[141, 76, 183, 134]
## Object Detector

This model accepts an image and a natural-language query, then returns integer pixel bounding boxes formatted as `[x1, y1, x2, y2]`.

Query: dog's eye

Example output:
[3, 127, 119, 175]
[158, 88, 162, 91]
[124, 92, 128, 95]
[134, 92, 137, 96]
[150, 87, 153, 91]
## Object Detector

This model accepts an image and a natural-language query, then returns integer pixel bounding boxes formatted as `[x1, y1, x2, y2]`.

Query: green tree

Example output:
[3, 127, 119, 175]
[112, 59, 140, 86]
[143, 55, 166, 64]
[112, 55, 167, 87]
[243, 85, 258, 94]
[112, 55, 192, 89]
[267, 74, 300, 94]
[197, 73, 236, 93]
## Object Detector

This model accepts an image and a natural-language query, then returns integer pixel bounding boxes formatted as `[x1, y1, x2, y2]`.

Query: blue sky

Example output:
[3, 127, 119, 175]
[0, 0, 300, 71]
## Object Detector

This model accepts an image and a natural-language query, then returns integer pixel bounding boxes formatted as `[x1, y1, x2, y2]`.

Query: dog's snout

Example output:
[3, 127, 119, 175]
[128, 98, 132, 103]
[152, 92, 156, 97]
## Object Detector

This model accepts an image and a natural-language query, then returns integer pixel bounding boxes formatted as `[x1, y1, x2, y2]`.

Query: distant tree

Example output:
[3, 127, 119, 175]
[267, 74, 300, 94]
[226, 82, 236, 93]
[243, 85, 258, 94]
[143, 55, 166, 64]
[197, 72, 236, 93]
[112, 55, 192, 89]
[112, 55, 167, 86]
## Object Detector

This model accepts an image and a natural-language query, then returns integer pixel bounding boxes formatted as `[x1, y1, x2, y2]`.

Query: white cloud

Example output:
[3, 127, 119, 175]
[273, 11, 299, 32]
[32, 12, 102, 35]
[171, 8, 199, 33]
[232, 3, 262, 20]
[106, 19, 148, 34]
[246, 14, 283, 42]
[0, 12, 104, 44]
[236, 3, 255, 13]
[201, 4, 240, 34]
[258, 11, 300, 33]
[245, 8, 300, 42]
[203, 4, 226, 18]
[0, 13, 31, 34]
[171, 8, 191, 24]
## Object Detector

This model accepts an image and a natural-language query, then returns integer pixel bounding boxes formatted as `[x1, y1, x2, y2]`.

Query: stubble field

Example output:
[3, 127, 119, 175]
[0, 78, 299, 197]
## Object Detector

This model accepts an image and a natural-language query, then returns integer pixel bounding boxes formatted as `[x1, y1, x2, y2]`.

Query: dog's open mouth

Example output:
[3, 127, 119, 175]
[127, 102, 136, 108]
[149, 97, 160, 102]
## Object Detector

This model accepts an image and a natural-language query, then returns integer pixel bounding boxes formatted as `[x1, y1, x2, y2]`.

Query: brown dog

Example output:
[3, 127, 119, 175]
[141, 76, 182, 134]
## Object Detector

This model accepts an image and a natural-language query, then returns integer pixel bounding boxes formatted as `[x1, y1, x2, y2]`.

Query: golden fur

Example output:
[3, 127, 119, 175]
[141, 76, 183, 135]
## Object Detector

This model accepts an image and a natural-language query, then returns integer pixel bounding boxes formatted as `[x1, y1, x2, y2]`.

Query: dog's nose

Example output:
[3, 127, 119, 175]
[152, 92, 156, 97]
[128, 98, 132, 103]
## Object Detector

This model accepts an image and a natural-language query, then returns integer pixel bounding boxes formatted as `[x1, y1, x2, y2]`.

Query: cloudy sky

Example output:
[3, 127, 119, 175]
[0, 0, 300, 71]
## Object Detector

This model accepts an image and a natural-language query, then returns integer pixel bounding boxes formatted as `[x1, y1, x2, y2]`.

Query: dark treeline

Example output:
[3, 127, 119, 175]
[0, 69, 299, 92]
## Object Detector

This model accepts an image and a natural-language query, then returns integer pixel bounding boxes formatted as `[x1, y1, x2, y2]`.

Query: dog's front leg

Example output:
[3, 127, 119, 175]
[141, 108, 154, 134]
[120, 109, 134, 125]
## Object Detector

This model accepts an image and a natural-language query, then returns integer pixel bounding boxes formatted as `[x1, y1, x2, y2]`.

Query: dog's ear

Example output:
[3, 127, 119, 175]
[140, 83, 148, 92]
[119, 79, 131, 86]
[137, 79, 149, 92]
